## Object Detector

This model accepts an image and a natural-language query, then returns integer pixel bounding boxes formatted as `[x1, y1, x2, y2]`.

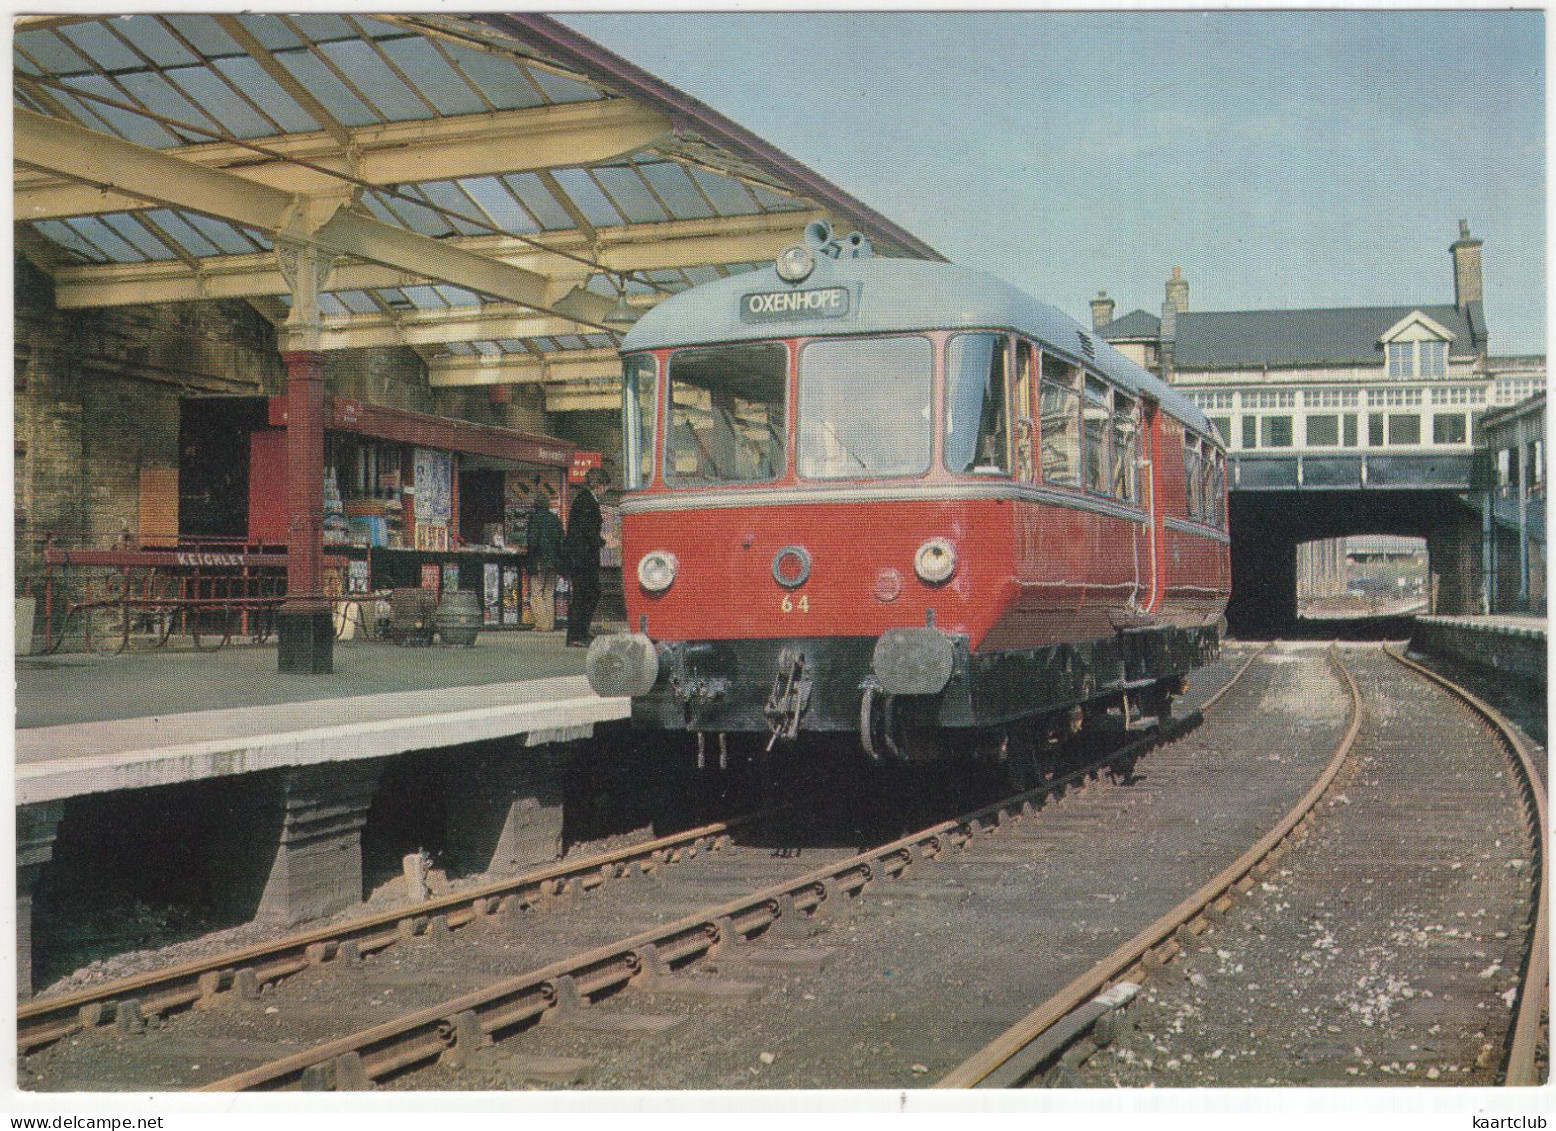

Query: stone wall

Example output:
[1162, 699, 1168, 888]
[14, 256, 285, 593]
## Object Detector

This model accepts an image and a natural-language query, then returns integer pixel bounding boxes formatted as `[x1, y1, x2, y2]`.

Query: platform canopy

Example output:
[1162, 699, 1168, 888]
[13, 13, 941, 411]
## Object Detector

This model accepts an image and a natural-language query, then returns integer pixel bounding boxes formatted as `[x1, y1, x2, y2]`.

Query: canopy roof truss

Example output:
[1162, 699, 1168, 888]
[13, 12, 940, 399]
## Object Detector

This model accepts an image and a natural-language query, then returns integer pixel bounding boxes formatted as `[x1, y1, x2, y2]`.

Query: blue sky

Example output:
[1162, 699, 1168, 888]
[566, 11, 1546, 355]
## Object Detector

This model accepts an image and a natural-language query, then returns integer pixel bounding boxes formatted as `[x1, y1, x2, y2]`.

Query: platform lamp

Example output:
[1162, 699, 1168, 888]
[604, 276, 639, 328]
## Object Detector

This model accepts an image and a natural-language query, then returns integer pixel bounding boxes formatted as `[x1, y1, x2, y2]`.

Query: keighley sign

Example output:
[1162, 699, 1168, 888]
[740, 286, 851, 323]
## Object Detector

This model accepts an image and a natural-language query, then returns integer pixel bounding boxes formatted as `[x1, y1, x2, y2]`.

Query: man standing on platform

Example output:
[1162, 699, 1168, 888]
[524, 493, 564, 632]
[563, 468, 607, 647]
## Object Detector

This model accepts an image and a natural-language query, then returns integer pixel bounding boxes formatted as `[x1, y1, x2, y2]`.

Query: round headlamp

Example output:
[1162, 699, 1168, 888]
[775, 244, 815, 284]
[913, 538, 957, 585]
[637, 550, 679, 593]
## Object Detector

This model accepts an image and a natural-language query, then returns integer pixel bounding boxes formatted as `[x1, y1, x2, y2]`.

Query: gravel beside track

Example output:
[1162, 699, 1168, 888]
[1072, 645, 1543, 1087]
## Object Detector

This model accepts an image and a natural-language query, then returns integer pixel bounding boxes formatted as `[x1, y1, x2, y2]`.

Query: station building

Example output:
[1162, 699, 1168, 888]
[1094, 223, 1546, 627]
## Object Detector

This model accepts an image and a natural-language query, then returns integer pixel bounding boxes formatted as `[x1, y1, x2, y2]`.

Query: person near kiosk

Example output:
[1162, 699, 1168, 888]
[523, 493, 564, 632]
[563, 468, 606, 647]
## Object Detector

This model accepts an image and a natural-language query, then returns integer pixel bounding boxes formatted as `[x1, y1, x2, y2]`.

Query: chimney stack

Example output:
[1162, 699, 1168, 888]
[1165, 266, 1189, 314]
[1091, 290, 1116, 331]
[1451, 219, 1484, 311]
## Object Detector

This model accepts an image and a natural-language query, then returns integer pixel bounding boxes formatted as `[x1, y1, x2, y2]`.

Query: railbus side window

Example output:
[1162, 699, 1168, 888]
[1112, 393, 1138, 503]
[798, 336, 933, 479]
[1183, 434, 1204, 519]
[1039, 354, 1081, 488]
[945, 333, 1011, 474]
[1082, 374, 1111, 496]
[664, 343, 788, 487]
[1199, 438, 1217, 522]
[622, 352, 657, 489]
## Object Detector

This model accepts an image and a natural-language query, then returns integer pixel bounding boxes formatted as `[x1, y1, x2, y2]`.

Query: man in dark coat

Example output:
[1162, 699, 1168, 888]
[562, 469, 606, 646]
[523, 494, 564, 631]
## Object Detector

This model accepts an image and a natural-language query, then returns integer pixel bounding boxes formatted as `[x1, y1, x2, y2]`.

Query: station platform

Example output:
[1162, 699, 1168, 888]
[1410, 614, 1547, 688]
[16, 631, 628, 805]
[14, 632, 633, 990]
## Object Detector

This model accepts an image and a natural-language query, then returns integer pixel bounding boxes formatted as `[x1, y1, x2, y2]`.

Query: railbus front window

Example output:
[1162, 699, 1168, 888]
[622, 353, 657, 489]
[665, 343, 788, 487]
[798, 336, 932, 479]
[1039, 354, 1081, 488]
[945, 333, 1011, 474]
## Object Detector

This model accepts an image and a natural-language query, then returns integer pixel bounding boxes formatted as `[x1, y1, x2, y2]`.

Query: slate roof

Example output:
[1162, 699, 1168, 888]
[1097, 309, 1161, 340]
[1171, 304, 1481, 370]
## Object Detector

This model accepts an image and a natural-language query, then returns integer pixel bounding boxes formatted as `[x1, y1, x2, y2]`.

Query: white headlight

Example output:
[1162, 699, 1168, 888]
[775, 244, 815, 284]
[913, 538, 957, 585]
[637, 550, 678, 593]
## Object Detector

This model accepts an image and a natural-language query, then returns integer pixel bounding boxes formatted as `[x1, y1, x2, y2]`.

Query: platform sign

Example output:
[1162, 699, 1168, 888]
[569, 450, 602, 483]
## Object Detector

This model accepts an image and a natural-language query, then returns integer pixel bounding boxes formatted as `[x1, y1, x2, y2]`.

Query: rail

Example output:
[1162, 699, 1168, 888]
[937, 644, 1360, 1088]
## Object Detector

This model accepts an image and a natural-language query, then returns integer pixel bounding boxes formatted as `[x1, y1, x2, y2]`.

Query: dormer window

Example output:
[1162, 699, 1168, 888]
[1387, 340, 1447, 378]
[1380, 311, 1454, 379]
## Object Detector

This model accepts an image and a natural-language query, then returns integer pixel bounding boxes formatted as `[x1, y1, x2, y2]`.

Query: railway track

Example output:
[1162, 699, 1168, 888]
[20, 646, 1267, 1090]
[19, 814, 772, 1054]
[947, 644, 1547, 1089]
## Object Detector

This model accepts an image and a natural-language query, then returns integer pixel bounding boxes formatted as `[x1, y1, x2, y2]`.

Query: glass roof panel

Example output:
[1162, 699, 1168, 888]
[335, 291, 381, 315]
[554, 334, 589, 351]
[585, 275, 617, 297]
[682, 266, 723, 287]
[446, 341, 476, 356]
[117, 70, 223, 136]
[750, 183, 807, 211]
[457, 176, 540, 235]
[591, 165, 669, 224]
[637, 161, 714, 220]
[375, 191, 455, 238]
[183, 213, 262, 255]
[725, 262, 761, 276]
[209, 57, 319, 133]
[162, 65, 278, 138]
[531, 337, 563, 354]
[438, 42, 544, 111]
[378, 288, 415, 310]
[378, 37, 487, 117]
[56, 21, 144, 72]
[113, 17, 201, 68]
[100, 214, 178, 261]
[523, 65, 602, 106]
[289, 14, 358, 44]
[502, 173, 573, 231]
[360, 193, 400, 226]
[472, 341, 501, 357]
[685, 165, 761, 216]
[316, 39, 430, 122]
[66, 216, 146, 263]
[400, 285, 447, 309]
[32, 220, 109, 264]
[14, 30, 91, 74]
[15, 54, 41, 76]
[160, 16, 244, 59]
[495, 339, 526, 352]
[58, 75, 181, 147]
[433, 285, 483, 309]
[353, 18, 408, 40]
[231, 14, 303, 51]
[318, 292, 349, 317]
[582, 333, 614, 349]
[143, 210, 220, 258]
[414, 181, 490, 235]
[274, 49, 379, 128]
[547, 168, 623, 228]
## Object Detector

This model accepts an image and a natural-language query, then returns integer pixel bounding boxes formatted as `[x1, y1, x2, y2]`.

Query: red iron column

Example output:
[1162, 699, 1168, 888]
[277, 347, 334, 672]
